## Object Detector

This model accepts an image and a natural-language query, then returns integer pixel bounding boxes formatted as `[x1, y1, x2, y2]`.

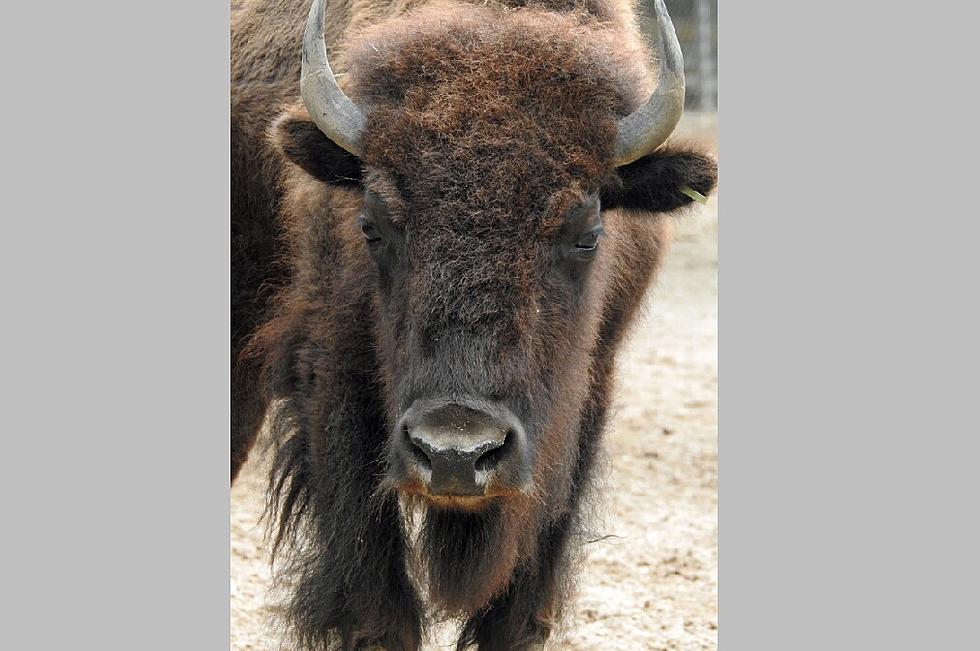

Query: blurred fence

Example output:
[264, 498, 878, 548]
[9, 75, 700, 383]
[637, 0, 717, 112]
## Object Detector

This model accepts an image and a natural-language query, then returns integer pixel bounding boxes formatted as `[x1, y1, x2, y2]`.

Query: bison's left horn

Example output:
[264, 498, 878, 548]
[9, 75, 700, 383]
[613, 0, 686, 167]
[301, 0, 365, 156]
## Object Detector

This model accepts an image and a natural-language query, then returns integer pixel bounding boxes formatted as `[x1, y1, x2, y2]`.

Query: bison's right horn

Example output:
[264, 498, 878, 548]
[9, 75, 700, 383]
[301, 0, 365, 156]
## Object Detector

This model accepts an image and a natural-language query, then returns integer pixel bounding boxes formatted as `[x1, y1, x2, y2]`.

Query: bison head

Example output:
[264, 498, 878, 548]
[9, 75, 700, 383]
[268, 0, 716, 613]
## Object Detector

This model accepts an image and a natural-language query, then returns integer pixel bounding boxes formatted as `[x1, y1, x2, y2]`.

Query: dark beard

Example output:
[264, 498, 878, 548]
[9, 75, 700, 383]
[402, 497, 525, 616]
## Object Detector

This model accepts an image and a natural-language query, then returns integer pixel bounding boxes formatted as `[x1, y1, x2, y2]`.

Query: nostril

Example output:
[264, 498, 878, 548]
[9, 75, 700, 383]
[474, 430, 510, 473]
[405, 426, 432, 472]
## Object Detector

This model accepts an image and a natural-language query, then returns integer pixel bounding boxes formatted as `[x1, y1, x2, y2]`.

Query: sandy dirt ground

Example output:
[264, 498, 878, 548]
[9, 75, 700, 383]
[231, 121, 718, 650]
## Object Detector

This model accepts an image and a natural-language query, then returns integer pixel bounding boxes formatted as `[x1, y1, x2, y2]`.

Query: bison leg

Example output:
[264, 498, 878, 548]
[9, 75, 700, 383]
[274, 490, 425, 650]
[268, 405, 424, 649]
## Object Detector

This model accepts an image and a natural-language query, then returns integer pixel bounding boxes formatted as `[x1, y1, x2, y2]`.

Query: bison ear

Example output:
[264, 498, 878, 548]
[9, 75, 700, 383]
[272, 111, 363, 187]
[601, 145, 717, 213]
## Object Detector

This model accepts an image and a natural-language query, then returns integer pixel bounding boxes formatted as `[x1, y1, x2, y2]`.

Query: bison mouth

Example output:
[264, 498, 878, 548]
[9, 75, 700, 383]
[398, 483, 511, 511]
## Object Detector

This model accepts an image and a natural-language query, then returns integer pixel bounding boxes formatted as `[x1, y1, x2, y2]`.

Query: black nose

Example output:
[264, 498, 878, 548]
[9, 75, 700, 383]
[396, 401, 525, 496]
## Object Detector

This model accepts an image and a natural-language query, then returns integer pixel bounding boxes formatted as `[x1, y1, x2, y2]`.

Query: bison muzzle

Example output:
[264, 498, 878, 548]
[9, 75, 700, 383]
[394, 399, 529, 499]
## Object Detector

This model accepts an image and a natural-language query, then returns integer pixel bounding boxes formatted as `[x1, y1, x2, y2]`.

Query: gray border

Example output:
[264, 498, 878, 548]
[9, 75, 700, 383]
[720, 2, 979, 649]
[2, 2, 230, 648]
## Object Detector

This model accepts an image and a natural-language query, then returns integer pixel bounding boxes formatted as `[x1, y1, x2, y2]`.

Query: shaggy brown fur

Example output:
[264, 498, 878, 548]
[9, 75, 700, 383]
[231, 0, 717, 648]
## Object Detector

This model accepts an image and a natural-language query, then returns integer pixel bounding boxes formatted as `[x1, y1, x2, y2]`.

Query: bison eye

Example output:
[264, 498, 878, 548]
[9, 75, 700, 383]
[358, 217, 382, 243]
[575, 228, 603, 251]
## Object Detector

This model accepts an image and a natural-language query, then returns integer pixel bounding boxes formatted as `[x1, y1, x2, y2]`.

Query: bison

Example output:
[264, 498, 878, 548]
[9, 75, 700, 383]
[231, 0, 717, 648]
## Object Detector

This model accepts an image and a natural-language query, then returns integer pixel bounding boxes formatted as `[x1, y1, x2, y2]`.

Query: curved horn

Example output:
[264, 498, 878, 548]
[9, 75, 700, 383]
[301, 0, 365, 156]
[613, 0, 686, 167]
